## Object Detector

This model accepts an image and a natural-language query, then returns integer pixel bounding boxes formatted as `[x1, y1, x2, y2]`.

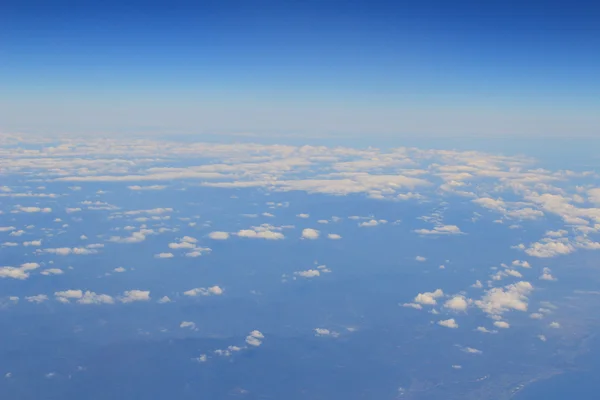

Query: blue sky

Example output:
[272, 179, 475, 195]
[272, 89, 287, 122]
[1, 0, 599, 137]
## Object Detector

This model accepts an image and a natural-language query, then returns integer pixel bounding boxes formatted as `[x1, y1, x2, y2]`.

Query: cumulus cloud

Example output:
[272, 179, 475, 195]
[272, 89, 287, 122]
[549, 321, 561, 329]
[301, 228, 320, 239]
[415, 225, 463, 235]
[208, 231, 230, 240]
[245, 330, 264, 347]
[444, 296, 470, 311]
[512, 260, 531, 268]
[463, 347, 483, 354]
[168, 241, 196, 249]
[539, 267, 557, 281]
[522, 239, 574, 258]
[415, 256, 427, 262]
[155, 252, 174, 259]
[402, 303, 423, 310]
[120, 290, 151, 303]
[358, 219, 387, 227]
[180, 321, 196, 330]
[236, 229, 284, 240]
[41, 268, 64, 275]
[23, 240, 42, 246]
[414, 289, 444, 305]
[42, 247, 98, 256]
[128, 185, 167, 190]
[297, 213, 310, 218]
[476, 326, 497, 334]
[438, 318, 459, 329]
[493, 320, 510, 329]
[26, 294, 49, 303]
[314, 328, 339, 337]
[77, 291, 114, 305]
[475, 281, 533, 315]
[294, 269, 321, 278]
[158, 296, 172, 303]
[327, 233, 342, 240]
[183, 286, 223, 297]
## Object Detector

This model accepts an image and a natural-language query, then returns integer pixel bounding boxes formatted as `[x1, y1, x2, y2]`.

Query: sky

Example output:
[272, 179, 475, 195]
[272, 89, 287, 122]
[2, 0, 600, 138]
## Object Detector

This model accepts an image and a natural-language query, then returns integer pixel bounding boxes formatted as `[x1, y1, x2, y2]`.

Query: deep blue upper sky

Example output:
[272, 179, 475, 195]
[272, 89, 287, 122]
[2, 0, 599, 137]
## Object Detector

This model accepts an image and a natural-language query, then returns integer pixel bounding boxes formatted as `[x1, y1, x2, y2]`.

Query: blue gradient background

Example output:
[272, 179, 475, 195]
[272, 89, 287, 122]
[2, 0, 599, 138]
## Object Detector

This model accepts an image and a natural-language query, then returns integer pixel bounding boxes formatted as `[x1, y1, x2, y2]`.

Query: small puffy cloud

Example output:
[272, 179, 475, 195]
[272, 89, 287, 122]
[475, 281, 533, 315]
[523, 240, 574, 258]
[26, 294, 49, 303]
[181, 236, 197, 243]
[209, 231, 230, 240]
[41, 268, 64, 275]
[493, 320, 510, 329]
[414, 289, 443, 305]
[157, 296, 172, 303]
[471, 280, 483, 288]
[415, 225, 463, 235]
[77, 291, 114, 305]
[55, 290, 83, 302]
[438, 319, 459, 329]
[402, 303, 423, 310]
[538, 334, 547, 342]
[180, 321, 196, 329]
[444, 296, 470, 312]
[294, 269, 320, 278]
[155, 252, 174, 259]
[245, 330, 264, 347]
[301, 228, 320, 240]
[549, 321, 561, 329]
[358, 219, 387, 227]
[476, 326, 497, 334]
[415, 256, 427, 262]
[15, 206, 52, 213]
[237, 229, 284, 240]
[314, 328, 339, 337]
[512, 260, 531, 268]
[168, 241, 196, 249]
[297, 213, 310, 218]
[327, 233, 342, 240]
[463, 347, 483, 355]
[539, 267, 557, 281]
[587, 188, 600, 205]
[23, 240, 42, 247]
[183, 285, 223, 297]
[530, 313, 544, 319]
[66, 207, 82, 213]
[120, 290, 151, 303]
[128, 185, 167, 190]
[114, 267, 126, 273]
[43, 247, 98, 256]
[0, 226, 16, 232]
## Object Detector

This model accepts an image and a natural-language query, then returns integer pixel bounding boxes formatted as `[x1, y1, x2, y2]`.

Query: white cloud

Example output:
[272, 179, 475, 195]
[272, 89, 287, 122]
[314, 328, 339, 337]
[0, 226, 15, 232]
[183, 285, 224, 297]
[180, 321, 196, 329]
[493, 320, 510, 329]
[155, 252, 174, 259]
[327, 233, 342, 240]
[26, 294, 49, 303]
[402, 303, 423, 310]
[128, 185, 167, 190]
[245, 330, 264, 347]
[530, 313, 544, 319]
[0, 267, 30, 280]
[438, 318, 459, 329]
[294, 269, 320, 278]
[181, 236, 197, 243]
[158, 296, 172, 303]
[120, 290, 151, 303]
[77, 291, 114, 305]
[301, 228, 320, 240]
[415, 256, 427, 262]
[538, 334, 547, 342]
[297, 213, 310, 218]
[539, 267, 557, 281]
[359, 219, 387, 227]
[475, 326, 497, 334]
[41, 268, 63, 275]
[523, 239, 574, 258]
[549, 321, 561, 329]
[209, 231, 230, 240]
[114, 267, 126, 273]
[444, 296, 470, 311]
[42, 247, 98, 256]
[511, 260, 531, 268]
[415, 225, 463, 235]
[475, 281, 533, 315]
[168, 241, 196, 249]
[23, 240, 42, 246]
[237, 229, 284, 240]
[15, 206, 52, 213]
[414, 289, 443, 305]
[463, 347, 482, 355]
